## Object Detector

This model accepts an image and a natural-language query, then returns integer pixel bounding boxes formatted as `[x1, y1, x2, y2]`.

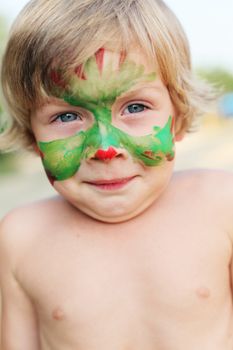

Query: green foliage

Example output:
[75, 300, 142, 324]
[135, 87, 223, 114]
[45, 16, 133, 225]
[197, 67, 233, 93]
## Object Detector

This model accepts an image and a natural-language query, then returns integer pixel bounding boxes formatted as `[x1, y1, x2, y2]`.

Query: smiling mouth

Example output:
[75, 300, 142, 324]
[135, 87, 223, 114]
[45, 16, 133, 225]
[84, 176, 137, 190]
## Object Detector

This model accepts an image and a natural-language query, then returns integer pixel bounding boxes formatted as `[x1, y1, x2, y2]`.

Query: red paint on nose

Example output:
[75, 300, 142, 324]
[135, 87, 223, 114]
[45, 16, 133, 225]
[95, 147, 118, 160]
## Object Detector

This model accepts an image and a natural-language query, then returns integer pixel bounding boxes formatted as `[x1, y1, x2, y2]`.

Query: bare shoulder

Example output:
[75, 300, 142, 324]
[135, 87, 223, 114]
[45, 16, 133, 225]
[173, 168, 233, 201]
[0, 196, 76, 266]
[171, 168, 233, 231]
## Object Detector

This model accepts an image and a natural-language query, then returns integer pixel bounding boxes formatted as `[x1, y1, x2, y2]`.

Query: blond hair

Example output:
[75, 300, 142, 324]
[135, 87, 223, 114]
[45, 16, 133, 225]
[0, 0, 212, 151]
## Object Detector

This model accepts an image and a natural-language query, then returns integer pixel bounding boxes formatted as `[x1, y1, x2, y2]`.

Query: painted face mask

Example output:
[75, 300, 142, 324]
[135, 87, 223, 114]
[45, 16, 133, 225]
[38, 49, 175, 183]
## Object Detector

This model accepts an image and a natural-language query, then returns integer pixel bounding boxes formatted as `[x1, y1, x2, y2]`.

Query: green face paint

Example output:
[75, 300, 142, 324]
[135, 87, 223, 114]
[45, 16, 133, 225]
[38, 50, 175, 182]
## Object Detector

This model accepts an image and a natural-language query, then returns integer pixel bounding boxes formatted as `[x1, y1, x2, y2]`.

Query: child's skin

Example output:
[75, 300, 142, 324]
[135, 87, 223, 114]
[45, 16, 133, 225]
[1, 48, 233, 350]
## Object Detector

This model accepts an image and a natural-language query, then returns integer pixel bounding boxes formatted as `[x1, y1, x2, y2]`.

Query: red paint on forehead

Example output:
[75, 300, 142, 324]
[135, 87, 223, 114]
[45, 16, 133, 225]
[119, 50, 127, 67]
[50, 70, 67, 89]
[75, 65, 87, 80]
[95, 48, 105, 74]
[74, 48, 126, 79]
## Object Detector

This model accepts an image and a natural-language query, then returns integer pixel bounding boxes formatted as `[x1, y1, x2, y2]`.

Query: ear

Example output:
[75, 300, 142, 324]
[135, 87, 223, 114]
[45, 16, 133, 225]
[173, 114, 186, 142]
[174, 132, 185, 142]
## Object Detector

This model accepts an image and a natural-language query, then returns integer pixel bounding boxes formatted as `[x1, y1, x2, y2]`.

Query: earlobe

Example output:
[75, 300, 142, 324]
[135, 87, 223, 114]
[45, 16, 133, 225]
[174, 132, 185, 142]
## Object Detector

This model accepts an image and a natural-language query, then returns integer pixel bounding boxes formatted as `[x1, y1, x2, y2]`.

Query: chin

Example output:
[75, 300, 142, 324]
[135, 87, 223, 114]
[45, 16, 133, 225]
[77, 207, 142, 223]
[70, 194, 158, 223]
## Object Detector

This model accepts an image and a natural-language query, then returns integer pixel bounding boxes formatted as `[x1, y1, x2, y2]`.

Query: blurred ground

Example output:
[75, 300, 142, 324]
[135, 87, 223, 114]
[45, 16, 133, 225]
[175, 115, 233, 170]
[0, 115, 233, 219]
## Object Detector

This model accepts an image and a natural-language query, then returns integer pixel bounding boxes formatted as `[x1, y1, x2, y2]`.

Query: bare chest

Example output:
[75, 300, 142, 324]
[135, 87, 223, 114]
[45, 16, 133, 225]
[18, 222, 232, 348]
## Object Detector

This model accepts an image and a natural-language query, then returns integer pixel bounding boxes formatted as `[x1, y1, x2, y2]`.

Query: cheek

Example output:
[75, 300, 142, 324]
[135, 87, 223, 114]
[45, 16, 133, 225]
[145, 161, 175, 189]
[38, 134, 86, 182]
[113, 112, 172, 137]
[128, 116, 175, 166]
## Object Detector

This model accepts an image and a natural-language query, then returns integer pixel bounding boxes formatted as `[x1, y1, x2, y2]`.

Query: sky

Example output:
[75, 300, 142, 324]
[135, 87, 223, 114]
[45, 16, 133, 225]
[0, 0, 233, 72]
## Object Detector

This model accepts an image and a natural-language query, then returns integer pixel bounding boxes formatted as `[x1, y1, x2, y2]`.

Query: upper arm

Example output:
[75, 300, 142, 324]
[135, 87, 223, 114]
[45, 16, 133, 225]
[222, 171, 233, 237]
[219, 172, 233, 289]
[204, 170, 233, 236]
[0, 213, 40, 350]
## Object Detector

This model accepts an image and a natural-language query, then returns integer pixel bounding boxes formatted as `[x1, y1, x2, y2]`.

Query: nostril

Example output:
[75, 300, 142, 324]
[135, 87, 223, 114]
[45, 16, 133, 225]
[115, 153, 122, 158]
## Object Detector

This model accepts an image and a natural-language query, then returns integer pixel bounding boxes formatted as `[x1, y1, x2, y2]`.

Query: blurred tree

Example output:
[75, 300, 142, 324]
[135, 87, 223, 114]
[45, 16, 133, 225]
[0, 15, 8, 51]
[0, 16, 17, 173]
[197, 68, 233, 93]
[0, 15, 8, 124]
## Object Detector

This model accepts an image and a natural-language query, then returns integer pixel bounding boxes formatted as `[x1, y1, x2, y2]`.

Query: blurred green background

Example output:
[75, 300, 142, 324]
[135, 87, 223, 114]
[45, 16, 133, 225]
[0, 8, 233, 219]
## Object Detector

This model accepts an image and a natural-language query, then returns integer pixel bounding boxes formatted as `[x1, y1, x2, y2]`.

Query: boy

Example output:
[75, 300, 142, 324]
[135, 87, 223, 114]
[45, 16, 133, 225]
[0, 0, 233, 349]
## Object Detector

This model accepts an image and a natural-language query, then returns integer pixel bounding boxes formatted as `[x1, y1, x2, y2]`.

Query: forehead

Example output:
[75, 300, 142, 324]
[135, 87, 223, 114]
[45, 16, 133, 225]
[45, 47, 160, 107]
[37, 47, 164, 113]
[91, 47, 157, 73]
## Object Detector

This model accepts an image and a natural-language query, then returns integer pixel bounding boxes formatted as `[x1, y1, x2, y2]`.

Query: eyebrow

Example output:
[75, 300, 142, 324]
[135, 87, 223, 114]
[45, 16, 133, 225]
[35, 99, 70, 114]
[116, 84, 164, 101]
[34, 83, 163, 118]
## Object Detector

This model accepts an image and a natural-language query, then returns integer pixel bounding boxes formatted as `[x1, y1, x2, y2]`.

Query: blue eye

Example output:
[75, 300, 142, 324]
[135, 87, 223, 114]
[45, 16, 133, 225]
[124, 103, 147, 114]
[55, 112, 82, 122]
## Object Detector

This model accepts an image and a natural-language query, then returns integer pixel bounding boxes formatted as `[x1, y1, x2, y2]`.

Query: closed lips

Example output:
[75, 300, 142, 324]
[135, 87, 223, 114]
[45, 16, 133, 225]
[85, 176, 136, 185]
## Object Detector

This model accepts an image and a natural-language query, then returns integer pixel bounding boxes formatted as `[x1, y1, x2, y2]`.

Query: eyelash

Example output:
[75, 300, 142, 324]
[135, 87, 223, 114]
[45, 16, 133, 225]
[52, 111, 82, 123]
[122, 102, 150, 116]
[51, 102, 150, 123]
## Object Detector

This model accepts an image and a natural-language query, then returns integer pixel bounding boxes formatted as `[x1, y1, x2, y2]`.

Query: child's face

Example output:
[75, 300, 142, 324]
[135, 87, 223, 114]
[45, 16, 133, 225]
[31, 48, 177, 222]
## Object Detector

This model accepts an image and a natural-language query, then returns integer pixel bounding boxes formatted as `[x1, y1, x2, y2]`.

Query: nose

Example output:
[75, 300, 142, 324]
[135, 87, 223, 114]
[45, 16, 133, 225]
[94, 147, 118, 161]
